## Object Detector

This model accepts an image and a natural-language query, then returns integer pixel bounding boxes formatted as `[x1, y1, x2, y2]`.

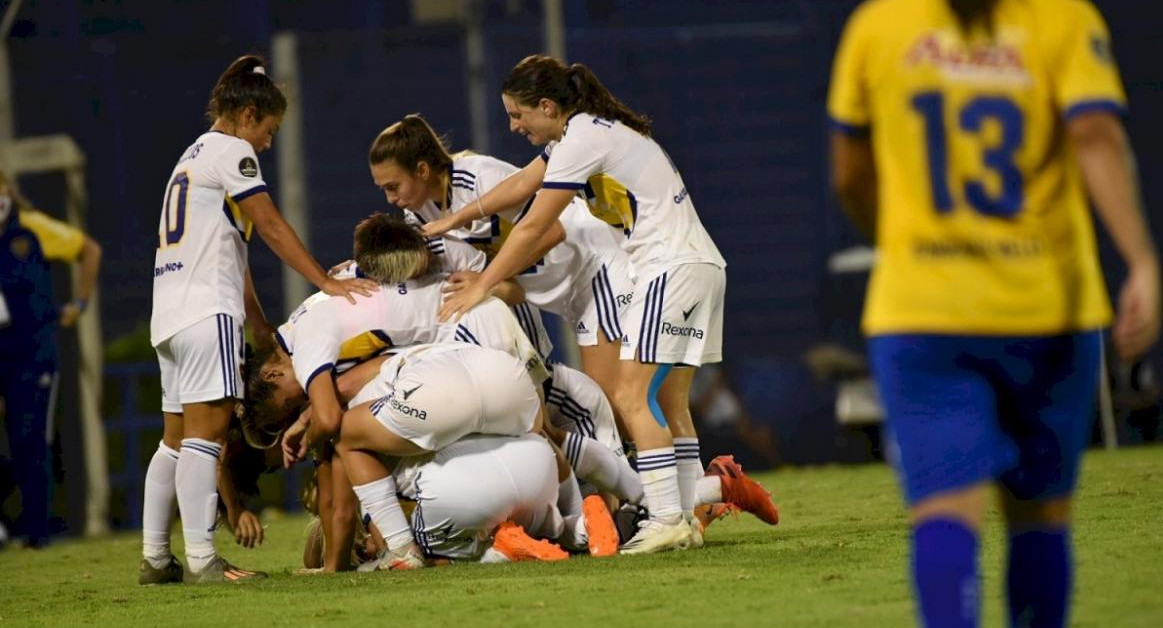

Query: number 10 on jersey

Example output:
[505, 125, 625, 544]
[160, 172, 190, 247]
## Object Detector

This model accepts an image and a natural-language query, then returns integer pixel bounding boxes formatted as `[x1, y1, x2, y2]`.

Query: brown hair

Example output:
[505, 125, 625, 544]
[948, 0, 1000, 34]
[502, 55, 652, 137]
[240, 343, 302, 449]
[206, 54, 287, 123]
[368, 113, 453, 173]
[353, 213, 432, 283]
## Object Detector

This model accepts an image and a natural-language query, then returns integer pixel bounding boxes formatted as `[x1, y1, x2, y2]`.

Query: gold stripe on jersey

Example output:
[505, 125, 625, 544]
[583, 174, 636, 234]
[224, 196, 254, 242]
[337, 330, 392, 364]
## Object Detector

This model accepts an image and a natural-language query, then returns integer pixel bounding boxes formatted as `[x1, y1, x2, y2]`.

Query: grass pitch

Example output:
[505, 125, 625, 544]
[1, 446, 1160, 627]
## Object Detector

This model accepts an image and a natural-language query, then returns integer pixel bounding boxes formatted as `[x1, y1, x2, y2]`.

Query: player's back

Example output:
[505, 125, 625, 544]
[151, 131, 267, 344]
[828, 0, 1122, 336]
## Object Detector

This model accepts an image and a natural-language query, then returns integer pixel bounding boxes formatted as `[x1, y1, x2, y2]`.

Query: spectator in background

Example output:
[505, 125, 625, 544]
[829, 1, 1159, 627]
[0, 168, 101, 548]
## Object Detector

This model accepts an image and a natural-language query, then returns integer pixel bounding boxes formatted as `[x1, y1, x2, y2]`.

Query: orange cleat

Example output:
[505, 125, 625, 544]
[693, 502, 740, 532]
[707, 455, 780, 525]
[492, 522, 570, 562]
[582, 495, 620, 557]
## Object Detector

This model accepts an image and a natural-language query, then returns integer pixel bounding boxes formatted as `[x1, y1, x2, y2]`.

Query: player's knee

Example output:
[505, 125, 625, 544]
[1002, 494, 1072, 529]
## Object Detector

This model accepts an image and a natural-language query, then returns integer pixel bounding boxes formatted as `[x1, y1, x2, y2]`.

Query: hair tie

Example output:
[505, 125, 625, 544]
[252, 66, 266, 75]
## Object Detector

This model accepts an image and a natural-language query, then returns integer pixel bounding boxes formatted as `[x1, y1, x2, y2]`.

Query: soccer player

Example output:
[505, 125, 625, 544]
[0, 169, 101, 549]
[142, 54, 376, 585]
[828, 1, 1159, 626]
[368, 114, 633, 433]
[440, 55, 778, 554]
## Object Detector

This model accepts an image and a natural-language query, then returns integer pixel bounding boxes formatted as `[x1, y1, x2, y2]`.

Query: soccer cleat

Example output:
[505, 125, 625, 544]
[708, 455, 780, 525]
[138, 555, 184, 586]
[619, 518, 694, 555]
[687, 515, 705, 549]
[581, 495, 619, 557]
[492, 522, 569, 562]
[379, 545, 427, 571]
[693, 502, 740, 532]
[184, 556, 268, 584]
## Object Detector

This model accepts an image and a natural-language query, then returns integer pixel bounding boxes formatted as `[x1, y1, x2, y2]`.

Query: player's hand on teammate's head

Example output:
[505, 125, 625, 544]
[1113, 262, 1161, 361]
[321, 276, 379, 304]
[420, 214, 460, 238]
[438, 277, 489, 323]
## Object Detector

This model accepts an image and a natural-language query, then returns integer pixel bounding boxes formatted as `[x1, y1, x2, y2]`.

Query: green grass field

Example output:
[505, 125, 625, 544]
[1, 446, 1160, 627]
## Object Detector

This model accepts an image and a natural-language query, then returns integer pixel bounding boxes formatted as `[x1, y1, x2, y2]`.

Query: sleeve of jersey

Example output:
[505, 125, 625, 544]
[215, 140, 270, 202]
[440, 237, 488, 272]
[542, 130, 603, 191]
[21, 210, 85, 262]
[826, 4, 874, 138]
[290, 313, 339, 391]
[1054, 1, 1127, 121]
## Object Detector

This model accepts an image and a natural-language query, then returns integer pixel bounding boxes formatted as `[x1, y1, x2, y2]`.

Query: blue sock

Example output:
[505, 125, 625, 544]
[1007, 528, 1071, 628]
[912, 518, 979, 628]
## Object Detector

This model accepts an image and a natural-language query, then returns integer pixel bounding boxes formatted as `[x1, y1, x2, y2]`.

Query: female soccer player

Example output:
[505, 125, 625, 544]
[439, 56, 777, 554]
[368, 114, 633, 433]
[0, 169, 101, 549]
[142, 54, 376, 585]
[828, 1, 1159, 625]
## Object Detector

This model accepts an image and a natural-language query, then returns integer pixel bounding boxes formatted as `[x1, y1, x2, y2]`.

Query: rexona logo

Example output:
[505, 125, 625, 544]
[661, 321, 704, 339]
[388, 393, 427, 420]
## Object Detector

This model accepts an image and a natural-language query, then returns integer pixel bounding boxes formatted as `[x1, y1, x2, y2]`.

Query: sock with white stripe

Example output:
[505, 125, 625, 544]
[637, 447, 683, 524]
[564, 432, 644, 503]
[352, 476, 414, 552]
[176, 438, 222, 573]
[674, 437, 701, 514]
[142, 442, 180, 568]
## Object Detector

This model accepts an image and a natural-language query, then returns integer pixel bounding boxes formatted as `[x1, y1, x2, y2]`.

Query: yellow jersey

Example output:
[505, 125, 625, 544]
[828, 0, 1123, 335]
[20, 209, 85, 262]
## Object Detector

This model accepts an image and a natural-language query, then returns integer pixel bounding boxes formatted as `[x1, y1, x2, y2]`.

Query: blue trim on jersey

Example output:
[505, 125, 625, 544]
[539, 148, 550, 162]
[647, 363, 673, 428]
[304, 362, 335, 391]
[232, 184, 268, 203]
[827, 116, 871, 139]
[372, 329, 393, 346]
[1063, 99, 1127, 122]
[275, 330, 292, 356]
[220, 200, 248, 240]
[542, 181, 587, 190]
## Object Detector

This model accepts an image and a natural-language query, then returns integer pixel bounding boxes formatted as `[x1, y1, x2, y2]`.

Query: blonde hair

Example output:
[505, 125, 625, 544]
[353, 213, 432, 283]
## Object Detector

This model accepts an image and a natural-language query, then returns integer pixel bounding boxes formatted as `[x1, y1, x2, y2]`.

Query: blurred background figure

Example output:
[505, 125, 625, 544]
[0, 169, 101, 548]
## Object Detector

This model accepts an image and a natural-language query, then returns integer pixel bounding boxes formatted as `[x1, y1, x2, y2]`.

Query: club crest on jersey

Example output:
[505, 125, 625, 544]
[9, 235, 31, 260]
[238, 157, 259, 178]
[906, 32, 1029, 84]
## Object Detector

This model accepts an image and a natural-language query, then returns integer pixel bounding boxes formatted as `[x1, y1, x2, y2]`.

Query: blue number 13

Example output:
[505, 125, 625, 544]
[910, 92, 1024, 218]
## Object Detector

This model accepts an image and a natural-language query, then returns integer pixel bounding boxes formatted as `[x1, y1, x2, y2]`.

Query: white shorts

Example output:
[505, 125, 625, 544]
[546, 363, 621, 453]
[619, 263, 725, 366]
[437, 297, 550, 388]
[510, 302, 554, 361]
[369, 344, 541, 451]
[574, 259, 633, 347]
[407, 434, 561, 561]
[155, 313, 243, 413]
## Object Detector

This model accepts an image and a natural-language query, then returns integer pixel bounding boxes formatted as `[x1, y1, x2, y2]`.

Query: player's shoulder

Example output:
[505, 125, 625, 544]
[1026, 0, 1105, 28]
[452, 152, 518, 181]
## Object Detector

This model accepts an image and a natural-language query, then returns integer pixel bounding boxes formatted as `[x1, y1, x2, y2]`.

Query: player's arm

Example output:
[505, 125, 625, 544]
[217, 443, 264, 549]
[830, 132, 877, 242]
[334, 356, 389, 405]
[243, 266, 275, 350]
[237, 192, 377, 304]
[1069, 111, 1160, 359]
[422, 155, 547, 236]
[303, 371, 345, 446]
[439, 188, 574, 321]
[58, 233, 102, 328]
[324, 454, 359, 572]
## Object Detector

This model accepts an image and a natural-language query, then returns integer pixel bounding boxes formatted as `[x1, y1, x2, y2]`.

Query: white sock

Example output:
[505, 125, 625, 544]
[557, 472, 584, 519]
[674, 437, 701, 514]
[696, 476, 723, 505]
[564, 432, 644, 503]
[352, 476, 413, 552]
[142, 442, 180, 568]
[176, 438, 222, 573]
[480, 546, 511, 564]
[636, 447, 682, 523]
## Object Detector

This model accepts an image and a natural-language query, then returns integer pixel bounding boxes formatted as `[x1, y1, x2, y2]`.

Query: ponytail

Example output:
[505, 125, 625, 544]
[206, 54, 287, 123]
[368, 113, 454, 173]
[503, 55, 652, 137]
[948, 0, 1000, 35]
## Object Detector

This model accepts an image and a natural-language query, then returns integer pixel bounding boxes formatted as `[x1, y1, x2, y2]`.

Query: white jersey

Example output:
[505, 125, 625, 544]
[403, 153, 622, 318]
[541, 113, 726, 283]
[151, 131, 267, 345]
